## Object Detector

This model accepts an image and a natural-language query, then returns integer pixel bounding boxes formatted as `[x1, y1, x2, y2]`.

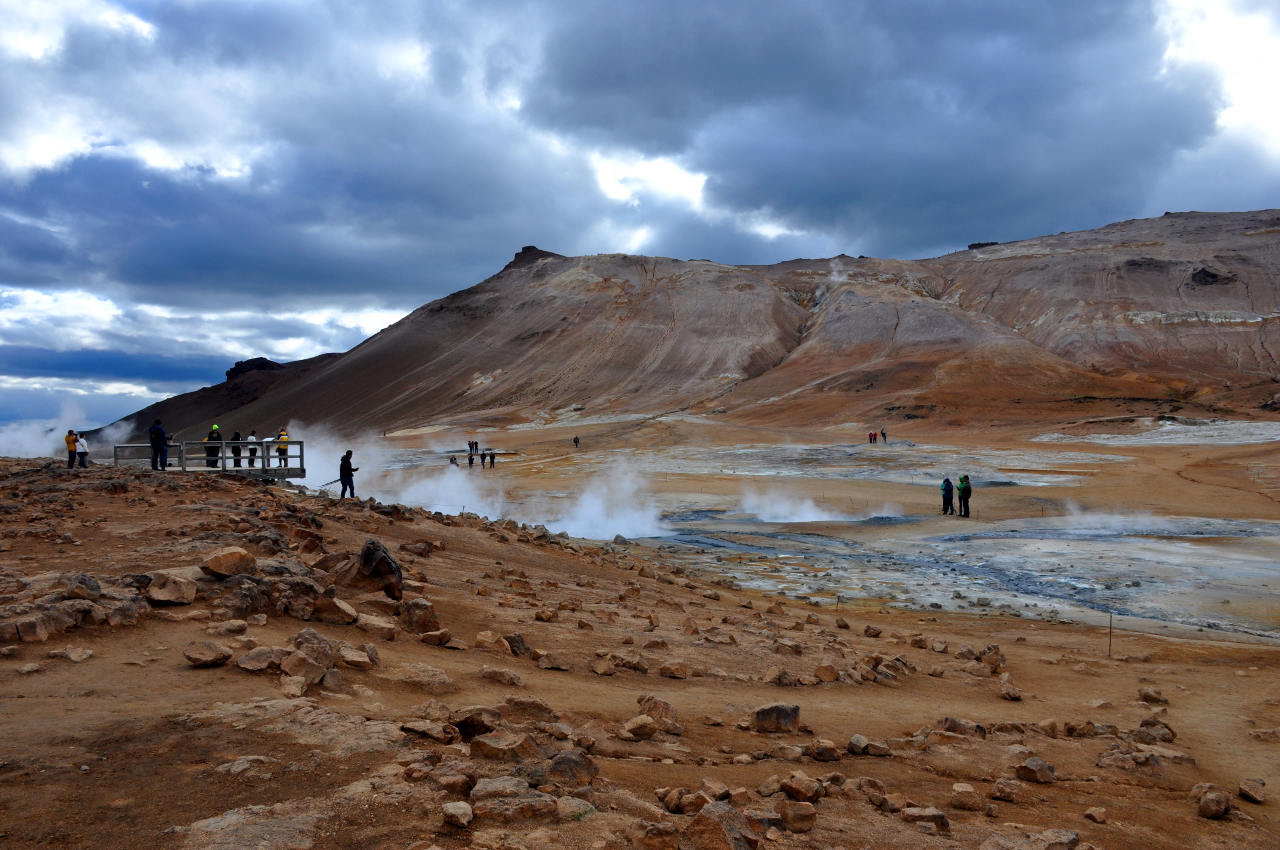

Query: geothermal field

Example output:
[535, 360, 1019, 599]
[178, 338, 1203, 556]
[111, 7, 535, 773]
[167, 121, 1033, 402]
[5, 212, 1280, 848]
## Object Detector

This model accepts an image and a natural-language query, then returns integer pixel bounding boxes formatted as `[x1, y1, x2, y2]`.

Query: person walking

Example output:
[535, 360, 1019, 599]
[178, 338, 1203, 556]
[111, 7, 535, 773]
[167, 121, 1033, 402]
[230, 431, 243, 467]
[204, 424, 222, 468]
[275, 427, 289, 467]
[148, 419, 169, 470]
[957, 475, 973, 518]
[468, 452, 475, 469]
[64, 429, 78, 469]
[339, 450, 358, 500]
[246, 429, 258, 467]
[573, 436, 579, 449]
[488, 450, 495, 468]
[940, 477, 955, 515]
[880, 427, 887, 443]
[75, 432, 89, 468]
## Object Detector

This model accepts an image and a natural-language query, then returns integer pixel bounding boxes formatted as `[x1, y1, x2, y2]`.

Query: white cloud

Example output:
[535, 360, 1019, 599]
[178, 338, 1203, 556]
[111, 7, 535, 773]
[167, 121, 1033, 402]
[1160, 0, 1280, 157]
[0, 0, 154, 61]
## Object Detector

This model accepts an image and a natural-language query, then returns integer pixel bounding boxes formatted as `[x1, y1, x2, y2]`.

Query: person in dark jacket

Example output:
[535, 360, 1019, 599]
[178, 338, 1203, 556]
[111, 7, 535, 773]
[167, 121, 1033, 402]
[957, 475, 972, 517]
[148, 419, 168, 470]
[204, 424, 222, 468]
[339, 450, 358, 499]
[230, 431, 243, 467]
[940, 477, 955, 515]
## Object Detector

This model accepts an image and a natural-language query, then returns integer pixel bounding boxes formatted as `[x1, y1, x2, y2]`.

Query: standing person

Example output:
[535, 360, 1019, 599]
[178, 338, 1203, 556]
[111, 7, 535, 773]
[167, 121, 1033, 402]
[64, 429, 78, 469]
[204, 424, 222, 468]
[488, 450, 495, 468]
[75, 432, 89, 468]
[468, 452, 475, 469]
[230, 431, 243, 467]
[940, 477, 955, 515]
[339, 450, 358, 500]
[572, 436, 579, 449]
[275, 427, 289, 468]
[957, 475, 973, 518]
[148, 419, 169, 471]
[880, 427, 887, 444]
[246, 429, 258, 467]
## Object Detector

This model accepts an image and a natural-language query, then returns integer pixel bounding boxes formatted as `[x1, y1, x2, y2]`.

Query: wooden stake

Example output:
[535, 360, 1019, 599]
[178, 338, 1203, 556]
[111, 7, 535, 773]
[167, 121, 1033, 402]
[1108, 612, 1113, 657]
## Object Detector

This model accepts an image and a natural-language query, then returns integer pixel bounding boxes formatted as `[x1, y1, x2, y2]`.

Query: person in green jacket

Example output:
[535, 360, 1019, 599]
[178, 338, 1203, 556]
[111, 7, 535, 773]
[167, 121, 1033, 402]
[957, 475, 973, 518]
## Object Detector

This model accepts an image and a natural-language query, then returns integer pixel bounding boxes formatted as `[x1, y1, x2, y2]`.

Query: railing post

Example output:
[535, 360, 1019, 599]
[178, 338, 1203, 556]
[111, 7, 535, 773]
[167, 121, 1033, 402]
[298, 441, 304, 476]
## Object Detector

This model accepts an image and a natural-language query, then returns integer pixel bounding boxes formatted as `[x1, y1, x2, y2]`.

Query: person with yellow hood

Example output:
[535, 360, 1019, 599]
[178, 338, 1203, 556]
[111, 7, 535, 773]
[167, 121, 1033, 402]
[203, 424, 222, 468]
[275, 426, 289, 468]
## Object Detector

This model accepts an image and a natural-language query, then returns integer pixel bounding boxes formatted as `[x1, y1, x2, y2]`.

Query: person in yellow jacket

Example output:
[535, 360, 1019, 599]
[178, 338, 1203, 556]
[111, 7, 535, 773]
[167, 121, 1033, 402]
[64, 429, 78, 469]
[275, 427, 289, 468]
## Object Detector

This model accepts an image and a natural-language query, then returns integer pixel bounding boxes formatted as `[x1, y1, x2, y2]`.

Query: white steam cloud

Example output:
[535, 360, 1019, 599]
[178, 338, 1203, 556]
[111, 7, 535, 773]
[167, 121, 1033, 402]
[739, 488, 903, 523]
[528, 464, 666, 539]
[0, 400, 131, 460]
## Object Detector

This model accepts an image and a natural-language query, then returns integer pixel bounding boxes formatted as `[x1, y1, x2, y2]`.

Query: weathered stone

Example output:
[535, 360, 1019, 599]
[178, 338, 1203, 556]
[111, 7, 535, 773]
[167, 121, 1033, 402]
[1197, 790, 1231, 819]
[474, 630, 511, 653]
[470, 730, 542, 761]
[420, 628, 451, 645]
[1035, 829, 1079, 850]
[814, 662, 839, 682]
[400, 597, 440, 633]
[806, 739, 842, 762]
[54, 573, 101, 600]
[236, 645, 289, 672]
[1014, 756, 1055, 783]
[864, 625, 882, 638]
[48, 646, 93, 663]
[547, 749, 598, 788]
[471, 776, 532, 800]
[402, 663, 458, 694]
[400, 720, 459, 743]
[356, 612, 397, 640]
[752, 703, 799, 733]
[201, 546, 256, 579]
[659, 658, 690, 679]
[590, 658, 616, 676]
[471, 791, 556, 823]
[624, 714, 660, 740]
[451, 705, 503, 738]
[536, 653, 571, 671]
[1239, 778, 1266, 804]
[846, 733, 869, 755]
[1138, 686, 1168, 704]
[780, 772, 822, 803]
[625, 820, 679, 850]
[279, 674, 308, 697]
[480, 666, 523, 686]
[990, 777, 1021, 801]
[280, 650, 326, 684]
[1001, 682, 1023, 701]
[779, 799, 816, 833]
[681, 801, 760, 850]
[16, 617, 50, 643]
[1084, 806, 1107, 823]
[183, 640, 232, 668]
[311, 593, 358, 625]
[442, 801, 473, 828]
[951, 782, 982, 811]
[337, 645, 373, 669]
[902, 806, 950, 833]
[146, 571, 198, 604]
[637, 694, 682, 734]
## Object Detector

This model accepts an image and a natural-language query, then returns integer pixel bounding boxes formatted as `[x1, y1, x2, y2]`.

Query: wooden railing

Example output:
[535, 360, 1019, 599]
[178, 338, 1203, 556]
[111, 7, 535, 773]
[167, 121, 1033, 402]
[112, 440, 306, 478]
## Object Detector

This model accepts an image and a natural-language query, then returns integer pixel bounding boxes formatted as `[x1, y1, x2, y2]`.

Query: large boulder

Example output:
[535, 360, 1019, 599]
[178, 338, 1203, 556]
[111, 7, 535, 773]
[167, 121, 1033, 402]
[681, 801, 760, 849]
[399, 597, 440, 633]
[201, 547, 257, 579]
[753, 703, 799, 733]
[330, 539, 403, 600]
[183, 641, 232, 668]
[146, 570, 198, 604]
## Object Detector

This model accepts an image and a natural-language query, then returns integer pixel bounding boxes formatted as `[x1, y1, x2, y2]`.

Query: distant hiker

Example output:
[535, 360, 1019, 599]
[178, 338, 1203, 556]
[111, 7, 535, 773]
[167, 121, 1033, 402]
[148, 419, 168, 471]
[468, 453, 475, 469]
[339, 450, 358, 499]
[275, 427, 289, 467]
[246, 429, 258, 467]
[230, 431, 243, 467]
[957, 474, 972, 518]
[65, 429, 77, 469]
[203, 424, 222, 468]
[449, 455, 459, 467]
[573, 436, 579, 448]
[488, 450, 495, 468]
[75, 433, 89, 468]
[868, 431, 875, 444]
[940, 477, 955, 515]
[880, 427, 887, 443]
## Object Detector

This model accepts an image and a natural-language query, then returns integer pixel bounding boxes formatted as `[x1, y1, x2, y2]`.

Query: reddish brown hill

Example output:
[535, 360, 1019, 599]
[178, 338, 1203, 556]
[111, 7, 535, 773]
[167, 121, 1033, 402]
[113, 211, 1280, 439]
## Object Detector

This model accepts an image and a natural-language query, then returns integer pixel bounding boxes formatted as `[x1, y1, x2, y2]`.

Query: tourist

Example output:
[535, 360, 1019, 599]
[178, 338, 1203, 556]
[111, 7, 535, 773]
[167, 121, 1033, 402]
[449, 455, 459, 467]
[488, 450, 495, 468]
[230, 431, 243, 467]
[940, 476, 955, 515]
[148, 419, 168, 471]
[275, 427, 289, 467]
[64, 429, 77, 469]
[880, 427, 887, 443]
[204, 424, 222, 468]
[573, 436, 580, 448]
[957, 474, 972, 518]
[339, 450, 358, 500]
[246, 429, 258, 467]
[468, 452, 475, 469]
[75, 432, 89, 468]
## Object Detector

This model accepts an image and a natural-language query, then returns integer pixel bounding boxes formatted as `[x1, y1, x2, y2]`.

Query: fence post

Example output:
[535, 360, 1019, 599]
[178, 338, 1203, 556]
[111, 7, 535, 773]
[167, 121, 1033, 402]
[298, 441, 304, 476]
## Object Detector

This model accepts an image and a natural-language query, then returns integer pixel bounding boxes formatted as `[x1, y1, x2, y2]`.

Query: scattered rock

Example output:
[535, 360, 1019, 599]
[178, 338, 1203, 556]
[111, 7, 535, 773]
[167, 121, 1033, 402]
[625, 820, 679, 850]
[624, 715, 660, 740]
[753, 703, 799, 733]
[146, 570, 198, 605]
[951, 782, 982, 811]
[901, 806, 950, 834]
[442, 801, 473, 828]
[48, 647, 93, 663]
[183, 640, 232, 668]
[1239, 778, 1266, 804]
[681, 800, 760, 849]
[1138, 686, 1168, 705]
[1084, 806, 1107, 823]
[201, 546, 256, 579]
[1014, 756, 1055, 783]
[779, 799, 816, 833]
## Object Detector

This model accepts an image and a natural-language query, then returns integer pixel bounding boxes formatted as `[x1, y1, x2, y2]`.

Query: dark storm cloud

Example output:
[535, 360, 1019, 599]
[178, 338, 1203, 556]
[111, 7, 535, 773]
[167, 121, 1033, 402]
[522, 1, 1225, 257]
[0, 344, 225, 387]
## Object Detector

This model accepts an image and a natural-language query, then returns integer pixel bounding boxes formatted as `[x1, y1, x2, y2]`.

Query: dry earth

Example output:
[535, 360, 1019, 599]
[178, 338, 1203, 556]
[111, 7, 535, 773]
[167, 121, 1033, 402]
[2, 426, 1279, 850]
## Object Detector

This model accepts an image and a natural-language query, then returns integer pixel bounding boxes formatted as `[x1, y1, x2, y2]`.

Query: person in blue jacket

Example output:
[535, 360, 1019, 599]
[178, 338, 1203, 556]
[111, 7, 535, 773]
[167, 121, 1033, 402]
[940, 477, 955, 515]
[148, 419, 169, 470]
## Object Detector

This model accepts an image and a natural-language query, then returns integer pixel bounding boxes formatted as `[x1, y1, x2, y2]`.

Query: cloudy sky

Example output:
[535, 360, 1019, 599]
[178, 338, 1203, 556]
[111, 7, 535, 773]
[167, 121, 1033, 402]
[1, 0, 1279, 428]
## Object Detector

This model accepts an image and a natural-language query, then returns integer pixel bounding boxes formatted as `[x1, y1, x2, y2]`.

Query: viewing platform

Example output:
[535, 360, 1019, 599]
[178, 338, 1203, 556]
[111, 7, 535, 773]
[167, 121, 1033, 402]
[111, 440, 307, 479]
